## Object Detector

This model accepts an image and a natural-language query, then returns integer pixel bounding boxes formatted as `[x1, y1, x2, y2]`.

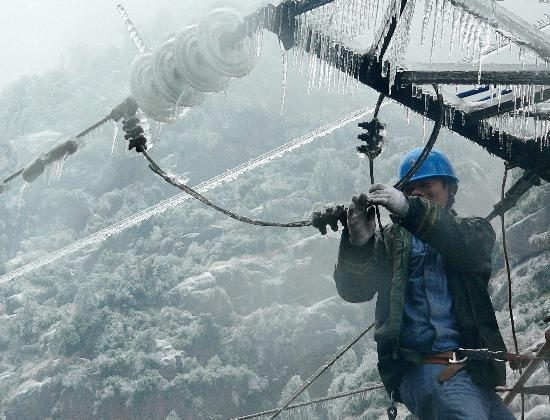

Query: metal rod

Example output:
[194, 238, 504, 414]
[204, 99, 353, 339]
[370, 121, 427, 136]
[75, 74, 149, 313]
[397, 64, 550, 86]
[503, 329, 550, 405]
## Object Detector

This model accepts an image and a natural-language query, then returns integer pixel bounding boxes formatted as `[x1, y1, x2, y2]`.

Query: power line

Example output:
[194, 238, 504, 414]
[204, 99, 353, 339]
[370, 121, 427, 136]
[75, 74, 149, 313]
[0, 104, 388, 286]
[269, 321, 375, 419]
[232, 382, 384, 420]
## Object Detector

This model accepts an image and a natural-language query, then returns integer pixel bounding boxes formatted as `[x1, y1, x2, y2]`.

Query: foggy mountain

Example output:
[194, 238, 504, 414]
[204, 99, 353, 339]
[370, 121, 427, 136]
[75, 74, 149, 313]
[1, 1, 549, 419]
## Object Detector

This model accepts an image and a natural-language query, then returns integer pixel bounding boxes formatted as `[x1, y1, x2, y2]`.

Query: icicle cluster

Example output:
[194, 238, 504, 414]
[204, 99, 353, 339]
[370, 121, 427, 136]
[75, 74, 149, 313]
[130, 7, 260, 122]
[422, 0, 547, 71]
[289, 0, 393, 95]
[21, 140, 78, 184]
[383, 0, 416, 91]
[480, 85, 550, 149]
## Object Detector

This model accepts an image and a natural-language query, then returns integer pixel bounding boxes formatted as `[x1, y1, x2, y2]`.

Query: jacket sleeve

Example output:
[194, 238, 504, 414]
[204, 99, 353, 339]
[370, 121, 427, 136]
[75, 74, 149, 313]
[394, 196, 495, 273]
[333, 227, 388, 302]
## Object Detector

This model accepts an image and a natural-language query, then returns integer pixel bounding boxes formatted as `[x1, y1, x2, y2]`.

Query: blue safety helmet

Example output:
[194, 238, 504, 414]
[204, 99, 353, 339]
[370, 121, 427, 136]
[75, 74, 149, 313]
[398, 147, 459, 186]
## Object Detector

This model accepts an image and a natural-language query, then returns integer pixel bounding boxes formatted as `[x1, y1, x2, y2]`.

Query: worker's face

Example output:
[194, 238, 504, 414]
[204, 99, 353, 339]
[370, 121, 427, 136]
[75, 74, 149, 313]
[403, 177, 452, 208]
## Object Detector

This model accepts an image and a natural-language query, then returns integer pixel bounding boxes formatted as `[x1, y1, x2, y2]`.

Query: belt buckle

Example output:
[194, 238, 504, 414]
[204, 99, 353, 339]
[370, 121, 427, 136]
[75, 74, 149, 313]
[448, 351, 468, 364]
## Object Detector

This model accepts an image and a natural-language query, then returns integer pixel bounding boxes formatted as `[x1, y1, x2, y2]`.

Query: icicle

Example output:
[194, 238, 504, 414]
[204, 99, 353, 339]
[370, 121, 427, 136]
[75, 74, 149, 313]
[110, 121, 119, 156]
[421, 0, 434, 46]
[449, 7, 461, 58]
[477, 23, 492, 85]
[55, 154, 68, 181]
[440, 0, 451, 46]
[465, 16, 478, 58]
[280, 41, 288, 115]
[461, 13, 473, 53]
[17, 182, 28, 212]
[423, 115, 427, 139]
[430, 0, 443, 62]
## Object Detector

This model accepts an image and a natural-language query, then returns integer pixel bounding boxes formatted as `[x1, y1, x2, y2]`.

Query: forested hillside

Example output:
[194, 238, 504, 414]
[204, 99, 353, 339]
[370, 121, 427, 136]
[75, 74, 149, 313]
[0, 9, 549, 420]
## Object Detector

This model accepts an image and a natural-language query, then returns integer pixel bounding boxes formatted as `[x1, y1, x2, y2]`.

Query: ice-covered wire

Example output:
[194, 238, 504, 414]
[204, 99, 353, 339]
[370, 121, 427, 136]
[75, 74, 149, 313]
[499, 164, 524, 420]
[269, 321, 376, 419]
[142, 150, 312, 228]
[0, 106, 380, 286]
[393, 85, 444, 191]
[0, 97, 137, 190]
[1, 117, 109, 187]
[232, 382, 384, 420]
[371, 92, 386, 242]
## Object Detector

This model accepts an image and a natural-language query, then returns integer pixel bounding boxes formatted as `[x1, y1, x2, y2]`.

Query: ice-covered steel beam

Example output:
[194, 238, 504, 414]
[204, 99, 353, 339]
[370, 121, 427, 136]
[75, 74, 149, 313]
[449, 0, 550, 62]
[397, 63, 550, 85]
[531, 102, 550, 120]
[294, 0, 335, 17]
[469, 87, 550, 120]
[374, 77, 550, 183]
[264, 1, 550, 182]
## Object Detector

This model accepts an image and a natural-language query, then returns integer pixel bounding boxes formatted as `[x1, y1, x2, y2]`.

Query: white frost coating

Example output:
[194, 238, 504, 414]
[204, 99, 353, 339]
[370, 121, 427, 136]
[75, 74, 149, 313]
[483, 85, 550, 147]
[0, 104, 388, 286]
[197, 8, 259, 78]
[152, 37, 203, 108]
[440, 0, 452, 45]
[129, 54, 186, 123]
[173, 25, 228, 93]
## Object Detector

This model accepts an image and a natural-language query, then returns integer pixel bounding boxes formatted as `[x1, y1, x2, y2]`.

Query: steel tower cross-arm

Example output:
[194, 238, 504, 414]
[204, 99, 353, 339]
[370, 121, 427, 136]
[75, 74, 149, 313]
[258, 0, 550, 183]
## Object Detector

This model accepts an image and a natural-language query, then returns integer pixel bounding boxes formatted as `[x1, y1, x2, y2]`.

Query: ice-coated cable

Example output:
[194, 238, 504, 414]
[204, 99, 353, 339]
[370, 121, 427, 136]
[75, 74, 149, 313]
[499, 164, 525, 420]
[268, 321, 376, 419]
[142, 150, 311, 228]
[394, 85, 444, 190]
[371, 92, 386, 241]
[0, 104, 386, 286]
[232, 382, 384, 420]
[1, 109, 122, 189]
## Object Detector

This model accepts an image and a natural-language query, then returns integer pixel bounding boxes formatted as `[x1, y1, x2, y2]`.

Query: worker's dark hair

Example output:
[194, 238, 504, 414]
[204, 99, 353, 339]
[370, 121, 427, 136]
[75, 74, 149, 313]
[440, 176, 458, 209]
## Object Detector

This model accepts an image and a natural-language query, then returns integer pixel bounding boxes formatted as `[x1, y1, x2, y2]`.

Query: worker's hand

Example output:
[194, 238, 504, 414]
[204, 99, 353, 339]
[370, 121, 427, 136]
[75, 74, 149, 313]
[347, 193, 376, 246]
[368, 184, 409, 218]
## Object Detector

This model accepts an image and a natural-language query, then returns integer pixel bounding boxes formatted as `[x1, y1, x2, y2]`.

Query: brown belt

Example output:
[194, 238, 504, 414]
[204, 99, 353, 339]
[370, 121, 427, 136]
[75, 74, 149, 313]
[422, 351, 467, 384]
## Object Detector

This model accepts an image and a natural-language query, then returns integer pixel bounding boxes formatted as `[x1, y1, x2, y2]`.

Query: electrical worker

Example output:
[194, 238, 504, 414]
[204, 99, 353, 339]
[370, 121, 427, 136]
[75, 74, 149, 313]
[333, 148, 515, 419]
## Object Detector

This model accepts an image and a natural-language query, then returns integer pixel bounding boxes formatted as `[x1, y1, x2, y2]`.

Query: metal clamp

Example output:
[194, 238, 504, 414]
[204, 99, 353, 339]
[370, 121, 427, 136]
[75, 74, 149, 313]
[449, 351, 468, 364]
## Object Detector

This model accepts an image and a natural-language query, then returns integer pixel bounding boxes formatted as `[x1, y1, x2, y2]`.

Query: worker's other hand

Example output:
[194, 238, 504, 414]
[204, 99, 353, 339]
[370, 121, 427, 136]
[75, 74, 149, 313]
[348, 193, 376, 246]
[368, 184, 409, 218]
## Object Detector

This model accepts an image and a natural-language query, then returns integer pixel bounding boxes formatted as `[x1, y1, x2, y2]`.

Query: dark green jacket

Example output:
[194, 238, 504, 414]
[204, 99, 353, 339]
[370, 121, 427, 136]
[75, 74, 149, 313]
[333, 196, 507, 399]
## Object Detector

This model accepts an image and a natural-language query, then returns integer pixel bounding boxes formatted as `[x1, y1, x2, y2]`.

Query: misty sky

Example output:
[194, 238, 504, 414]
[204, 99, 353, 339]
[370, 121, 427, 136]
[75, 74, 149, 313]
[0, 0, 547, 91]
